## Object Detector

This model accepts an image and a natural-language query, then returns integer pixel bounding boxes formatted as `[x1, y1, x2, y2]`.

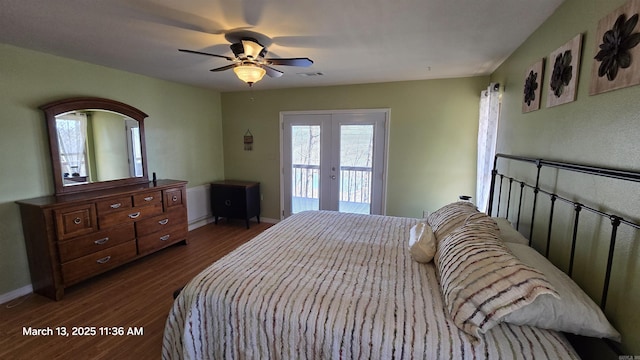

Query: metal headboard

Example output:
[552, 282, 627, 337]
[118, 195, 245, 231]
[488, 154, 640, 308]
[487, 154, 640, 355]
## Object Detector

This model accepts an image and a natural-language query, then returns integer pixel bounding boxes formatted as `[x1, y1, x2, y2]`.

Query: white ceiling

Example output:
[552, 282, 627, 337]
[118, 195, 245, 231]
[0, 0, 565, 92]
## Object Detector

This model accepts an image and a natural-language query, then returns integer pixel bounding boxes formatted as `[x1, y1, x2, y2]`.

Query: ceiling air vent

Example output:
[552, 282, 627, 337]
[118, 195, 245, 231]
[297, 72, 324, 77]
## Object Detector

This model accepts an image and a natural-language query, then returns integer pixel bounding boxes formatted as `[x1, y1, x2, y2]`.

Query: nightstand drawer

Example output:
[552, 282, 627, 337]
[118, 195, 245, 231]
[212, 187, 246, 214]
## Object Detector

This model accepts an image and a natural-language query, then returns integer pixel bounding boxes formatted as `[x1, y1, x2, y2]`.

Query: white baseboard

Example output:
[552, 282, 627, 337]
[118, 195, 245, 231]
[0, 284, 33, 305]
[260, 217, 280, 224]
[189, 216, 278, 231]
[188, 216, 215, 231]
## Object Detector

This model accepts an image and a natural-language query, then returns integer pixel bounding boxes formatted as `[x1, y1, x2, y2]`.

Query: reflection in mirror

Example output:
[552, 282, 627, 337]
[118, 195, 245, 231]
[41, 97, 149, 195]
[56, 110, 143, 187]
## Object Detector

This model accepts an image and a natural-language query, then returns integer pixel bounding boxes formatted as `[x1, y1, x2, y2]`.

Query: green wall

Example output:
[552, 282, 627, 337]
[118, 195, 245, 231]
[0, 44, 224, 296]
[490, 0, 640, 354]
[221, 77, 489, 220]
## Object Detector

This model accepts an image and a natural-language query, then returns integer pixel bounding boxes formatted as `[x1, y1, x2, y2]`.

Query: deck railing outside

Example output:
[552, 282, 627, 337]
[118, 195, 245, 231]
[339, 166, 371, 204]
[292, 164, 320, 199]
[292, 164, 372, 213]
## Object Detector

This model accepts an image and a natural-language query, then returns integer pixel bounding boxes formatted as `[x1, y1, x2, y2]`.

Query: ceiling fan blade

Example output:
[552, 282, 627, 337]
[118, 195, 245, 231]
[123, 1, 227, 35]
[263, 65, 284, 78]
[225, 30, 273, 48]
[265, 58, 313, 67]
[178, 49, 234, 61]
[272, 35, 337, 48]
[210, 64, 237, 72]
[242, 0, 266, 26]
[230, 42, 244, 57]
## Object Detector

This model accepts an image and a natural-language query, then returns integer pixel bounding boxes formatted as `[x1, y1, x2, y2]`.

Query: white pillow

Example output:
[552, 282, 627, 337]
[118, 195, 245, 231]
[492, 217, 530, 245]
[503, 242, 621, 341]
[408, 222, 436, 263]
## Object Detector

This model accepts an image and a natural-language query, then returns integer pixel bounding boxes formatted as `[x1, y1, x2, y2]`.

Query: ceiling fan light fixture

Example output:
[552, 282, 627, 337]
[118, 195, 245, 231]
[233, 63, 266, 86]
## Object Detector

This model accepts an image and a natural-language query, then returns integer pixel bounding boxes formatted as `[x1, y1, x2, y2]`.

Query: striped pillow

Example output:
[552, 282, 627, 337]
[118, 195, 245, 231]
[435, 216, 559, 340]
[426, 201, 478, 242]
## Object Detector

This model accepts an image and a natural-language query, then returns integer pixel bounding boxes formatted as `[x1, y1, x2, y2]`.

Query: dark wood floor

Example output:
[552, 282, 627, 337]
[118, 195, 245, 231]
[0, 220, 272, 360]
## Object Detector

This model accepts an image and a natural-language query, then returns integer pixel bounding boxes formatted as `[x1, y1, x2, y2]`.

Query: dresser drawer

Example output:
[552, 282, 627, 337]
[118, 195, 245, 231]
[133, 190, 162, 207]
[61, 240, 137, 285]
[135, 207, 187, 237]
[164, 188, 184, 209]
[96, 196, 133, 215]
[98, 202, 163, 229]
[54, 203, 98, 240]
[137, 225, 187, 255]
[58, 223, 135, 262]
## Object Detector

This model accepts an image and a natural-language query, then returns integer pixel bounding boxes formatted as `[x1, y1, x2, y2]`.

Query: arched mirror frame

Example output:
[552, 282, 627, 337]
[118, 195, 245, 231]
[41, 97, 149, 195]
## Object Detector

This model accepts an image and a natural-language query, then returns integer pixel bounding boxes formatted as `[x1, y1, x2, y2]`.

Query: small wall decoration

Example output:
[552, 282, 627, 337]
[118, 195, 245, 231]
[522, 58, 544, 113]
[546, 34, 583, 108]
[589, 0, 640, 95]
[244, 129, 254, 151]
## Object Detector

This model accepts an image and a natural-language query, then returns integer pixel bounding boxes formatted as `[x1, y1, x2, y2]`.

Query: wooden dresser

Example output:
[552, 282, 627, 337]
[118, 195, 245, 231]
[16, 179, 188, 300]
[210, 180, 260, 229]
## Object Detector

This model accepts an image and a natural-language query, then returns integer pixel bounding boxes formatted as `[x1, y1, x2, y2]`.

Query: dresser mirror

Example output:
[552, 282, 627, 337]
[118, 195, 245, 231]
[41, 97, 149, 195]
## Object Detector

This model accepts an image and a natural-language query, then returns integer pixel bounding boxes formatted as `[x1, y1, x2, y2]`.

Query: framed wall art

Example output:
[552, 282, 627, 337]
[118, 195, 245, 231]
[547, 34, 583, 108]
[523, 58, 544, 113]
[589, 0, 640, 95]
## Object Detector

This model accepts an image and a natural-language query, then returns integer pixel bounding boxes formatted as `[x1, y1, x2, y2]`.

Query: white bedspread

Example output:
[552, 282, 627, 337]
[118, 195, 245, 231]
[162, 211, 578, 359]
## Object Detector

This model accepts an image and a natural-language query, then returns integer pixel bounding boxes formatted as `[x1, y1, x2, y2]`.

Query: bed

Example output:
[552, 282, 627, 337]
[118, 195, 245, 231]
[163, 155, 634, 359]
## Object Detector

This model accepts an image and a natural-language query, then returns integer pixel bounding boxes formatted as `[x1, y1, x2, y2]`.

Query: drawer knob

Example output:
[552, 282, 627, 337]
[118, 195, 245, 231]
[94, 237, 109, 245]
[158, 219, 169, 225]
[110, 203, 122, 209]
[73, 217, 82, 225]
[225, 200, 232, 206]
[144, 196, 154, 201]
[172, 195, 178, 202]
[160, 234, 170, 241]
[96, 256, 111, 264]
[128, 212, 141, 219]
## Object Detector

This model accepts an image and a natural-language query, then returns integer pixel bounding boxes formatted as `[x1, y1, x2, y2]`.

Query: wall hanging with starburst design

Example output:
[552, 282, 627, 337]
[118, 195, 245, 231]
[546, 34, 583, 108]
[522, 59, 544, 113]
[589, 0, 640, 95]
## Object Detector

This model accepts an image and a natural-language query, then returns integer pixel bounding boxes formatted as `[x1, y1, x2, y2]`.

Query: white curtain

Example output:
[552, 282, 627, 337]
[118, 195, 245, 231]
[476, 85, 500, 212]
[56, 113, 88, 176]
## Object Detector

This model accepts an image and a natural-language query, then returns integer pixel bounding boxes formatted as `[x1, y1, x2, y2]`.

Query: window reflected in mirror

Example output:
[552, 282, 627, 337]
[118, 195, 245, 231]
[56, 110, 143, 187]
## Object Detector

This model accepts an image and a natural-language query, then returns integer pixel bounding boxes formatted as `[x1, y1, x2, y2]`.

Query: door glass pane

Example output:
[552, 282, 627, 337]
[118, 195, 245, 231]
[291, 125, 321, 213]
[339, 125, 373, 214]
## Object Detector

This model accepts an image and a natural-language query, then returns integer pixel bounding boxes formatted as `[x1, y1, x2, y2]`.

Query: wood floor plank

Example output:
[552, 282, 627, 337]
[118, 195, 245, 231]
[0, 221, 272, 360]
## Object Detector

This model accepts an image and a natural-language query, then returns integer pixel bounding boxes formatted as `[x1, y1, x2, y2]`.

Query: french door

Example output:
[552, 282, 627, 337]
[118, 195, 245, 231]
[281, 110, 388, 218]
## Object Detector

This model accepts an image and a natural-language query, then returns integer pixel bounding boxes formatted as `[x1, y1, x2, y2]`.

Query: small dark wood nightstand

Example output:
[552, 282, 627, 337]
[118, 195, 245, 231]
[210, 180, 260, 229]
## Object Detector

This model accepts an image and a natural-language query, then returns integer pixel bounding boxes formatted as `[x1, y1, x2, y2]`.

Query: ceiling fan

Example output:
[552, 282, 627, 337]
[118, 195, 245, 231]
[179, 38, 313, 87]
